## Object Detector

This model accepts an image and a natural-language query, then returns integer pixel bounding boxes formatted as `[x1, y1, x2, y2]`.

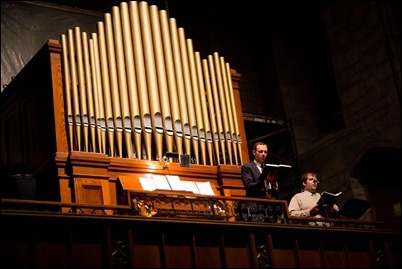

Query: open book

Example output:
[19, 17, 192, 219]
[259, 163, 292, 181]
[318, 191, 342, 207]
[265, 163, 292, 169]
[138, 175, 216, 195]
[138, 175, 171, 191]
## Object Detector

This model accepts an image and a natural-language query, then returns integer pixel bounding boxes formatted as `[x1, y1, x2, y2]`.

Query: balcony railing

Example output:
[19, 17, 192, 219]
[1, 194, 385, 230]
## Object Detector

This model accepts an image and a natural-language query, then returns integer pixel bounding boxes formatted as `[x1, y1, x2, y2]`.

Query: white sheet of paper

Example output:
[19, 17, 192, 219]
[166, 175, 186, 191]
[181, 181, 200, 194]
[195, 181, 216, 195]
[138, 177, 156, 191]
[152, 175, 172, 190]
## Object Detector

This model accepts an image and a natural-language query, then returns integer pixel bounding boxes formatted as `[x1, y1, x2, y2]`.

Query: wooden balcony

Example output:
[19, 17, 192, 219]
[1, 197, 400, 268]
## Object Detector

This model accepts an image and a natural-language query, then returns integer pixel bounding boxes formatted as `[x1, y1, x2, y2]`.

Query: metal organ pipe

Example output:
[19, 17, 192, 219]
[60, 1, 242, 166]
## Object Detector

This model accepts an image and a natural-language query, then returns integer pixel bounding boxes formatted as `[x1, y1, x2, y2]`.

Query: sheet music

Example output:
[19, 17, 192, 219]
[195, 181, 216, 195]
[152, 175, 172, 190]
[138, 177, 157, 191]
[165, 175, 186, 191]
[181, 181, 200, 194]
[138, 175, 214, 195]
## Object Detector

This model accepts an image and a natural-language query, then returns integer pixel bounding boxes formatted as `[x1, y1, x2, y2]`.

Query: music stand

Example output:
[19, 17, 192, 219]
[338, 198, 372, 219]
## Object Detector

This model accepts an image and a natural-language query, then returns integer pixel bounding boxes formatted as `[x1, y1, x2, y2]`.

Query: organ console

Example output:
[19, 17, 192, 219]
[1, 1, 251, 210]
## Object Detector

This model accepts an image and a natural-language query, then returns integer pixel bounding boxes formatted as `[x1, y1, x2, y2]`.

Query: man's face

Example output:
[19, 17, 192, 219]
[303, 173, 319, 193]
[253, 144, 268, 163]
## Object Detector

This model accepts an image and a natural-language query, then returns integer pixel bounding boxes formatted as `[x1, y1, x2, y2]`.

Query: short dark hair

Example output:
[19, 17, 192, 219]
[252, 142, 267, 151]
[300, 171, 317, 189]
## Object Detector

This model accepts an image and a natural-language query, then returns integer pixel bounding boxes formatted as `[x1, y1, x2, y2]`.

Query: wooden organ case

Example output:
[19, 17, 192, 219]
[1, 1, 250, 208]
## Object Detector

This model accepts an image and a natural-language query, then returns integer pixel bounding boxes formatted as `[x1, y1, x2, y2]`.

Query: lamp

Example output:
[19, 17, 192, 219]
[160, 152, 179, 168]
[165, 152, 179, 158]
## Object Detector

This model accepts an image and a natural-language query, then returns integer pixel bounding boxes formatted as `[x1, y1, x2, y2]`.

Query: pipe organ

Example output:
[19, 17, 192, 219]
[2, 4, 402, 268]
[1, 1, 249, 206]
[61, 1, 244, 166]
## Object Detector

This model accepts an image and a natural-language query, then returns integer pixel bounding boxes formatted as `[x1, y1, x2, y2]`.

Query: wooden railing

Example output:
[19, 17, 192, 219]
[1, 198, 400, 268]
[0, 197, 386, 229]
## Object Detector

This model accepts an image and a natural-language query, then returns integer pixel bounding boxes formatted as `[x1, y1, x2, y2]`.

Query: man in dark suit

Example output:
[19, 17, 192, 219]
[236, 142, 281, 222]
[241, 142, 279, 198]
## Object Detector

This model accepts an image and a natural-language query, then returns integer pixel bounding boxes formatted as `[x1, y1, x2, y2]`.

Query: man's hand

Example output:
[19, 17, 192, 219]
[265, 170, 279, 183]
[309, 205, 321, 216]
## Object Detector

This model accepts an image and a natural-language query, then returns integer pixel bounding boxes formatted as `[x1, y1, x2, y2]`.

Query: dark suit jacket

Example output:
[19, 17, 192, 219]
[241, 161, 266, 198]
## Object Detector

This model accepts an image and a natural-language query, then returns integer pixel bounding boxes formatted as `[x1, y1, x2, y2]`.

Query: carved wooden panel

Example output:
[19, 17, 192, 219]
[74, 178, 111, 213]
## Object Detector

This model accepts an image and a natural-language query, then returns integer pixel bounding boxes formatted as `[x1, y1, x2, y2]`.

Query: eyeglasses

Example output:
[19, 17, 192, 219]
[307, 178, 320, 184]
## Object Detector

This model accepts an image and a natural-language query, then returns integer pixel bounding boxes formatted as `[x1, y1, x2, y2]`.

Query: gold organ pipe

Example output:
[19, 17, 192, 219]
[88, 37, 102, 153]
[220, 56, 237, 165]
[105, 13, 124, 157]
[169, 18, 191, 157]
[159, 9, 183, 157]
[67, 29, 82, 151]
[120, 2, 142, 159]
[208, 54, 226, 164]
[112, 6, 134, 158]
[81, 31, 97, 153]
[97, 21, 115, 157]
[195, 52, 214, 165]
[178, 27, 199, 164]
[202, 59, 220, 164]
[139, 1, 163, 160]
[59, 1, 243, 165]
[213, 52, 232, 164]
[90, 33, 107, 154]
[129, 1, 152, 160]
[186, 39, 206, 165]
[149, 5, 174, 155]
[74, 27, 90, 152]
[60, 34, 74, 150]
[226, 62, 243, 165]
